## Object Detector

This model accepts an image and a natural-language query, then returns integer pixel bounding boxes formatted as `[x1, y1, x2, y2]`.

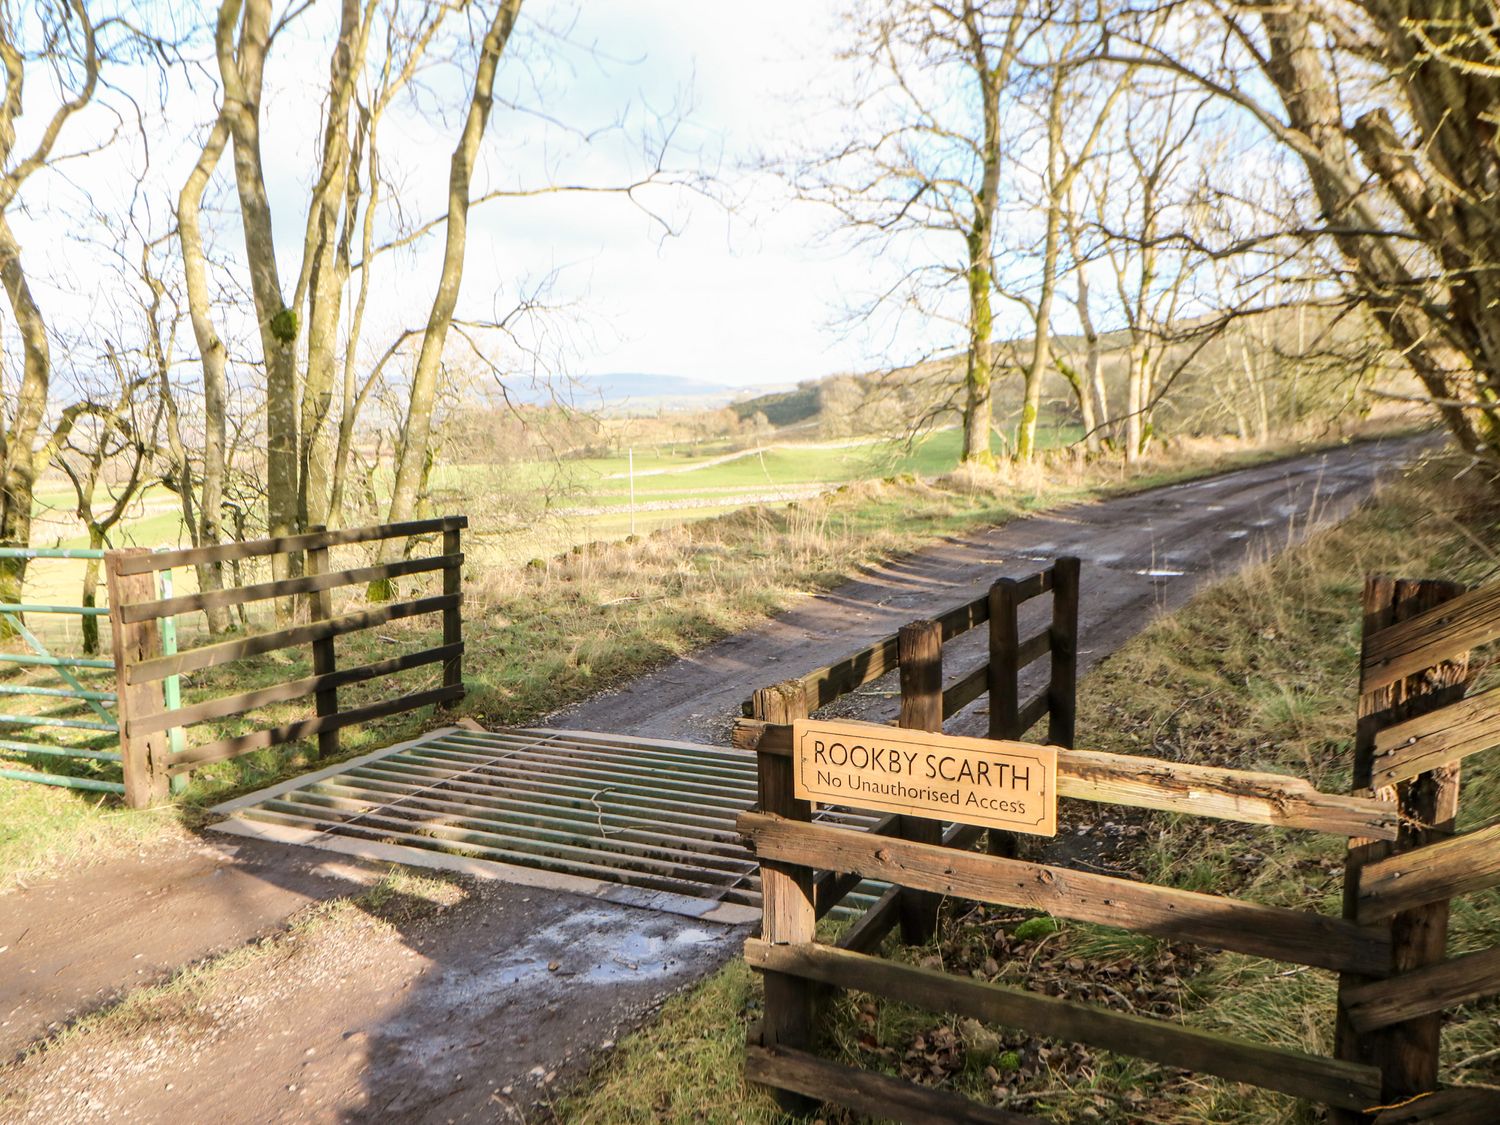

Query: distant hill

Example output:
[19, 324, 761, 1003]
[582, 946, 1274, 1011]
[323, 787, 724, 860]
[503, 373, 793, 414]
[731, 383, 822, 427]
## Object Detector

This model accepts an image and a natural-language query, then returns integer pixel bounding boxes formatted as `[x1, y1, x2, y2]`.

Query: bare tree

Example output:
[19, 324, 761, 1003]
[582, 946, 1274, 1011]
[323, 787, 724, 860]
[382, 0, 524, 531]
[785, 1, 1041, 466]
[1059, 186, 1111, 451]
[175, 108, 233, 628]
[1102, 2, 1500, 466]
[197, 0, 694, 576]
[1000, 8, 1128, 460]
[0, 0, 104, 611]
[51, 347, 160, 651]
[1091, 81, 1211, 459]
[214, 0, 301, 591]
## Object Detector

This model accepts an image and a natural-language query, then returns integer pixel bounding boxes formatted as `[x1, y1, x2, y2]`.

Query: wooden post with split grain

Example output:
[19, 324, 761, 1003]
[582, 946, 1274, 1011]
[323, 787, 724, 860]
[105, 548, 170, 808]
[897, 620, 944, 943]
[988, 578, 1021, 741]
[747, 679, 817, 1113]
[1048, 556, 1080, 749]
[1333, 576, 1471, 1123]
[986, 576, 1024, 858]
[304, 529, 339, 760]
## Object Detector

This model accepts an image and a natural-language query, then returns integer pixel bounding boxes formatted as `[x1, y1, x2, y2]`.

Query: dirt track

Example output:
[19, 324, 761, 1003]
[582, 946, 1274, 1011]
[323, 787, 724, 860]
[553, 434, 1426, 744]
[0, 434, 1427, 1123]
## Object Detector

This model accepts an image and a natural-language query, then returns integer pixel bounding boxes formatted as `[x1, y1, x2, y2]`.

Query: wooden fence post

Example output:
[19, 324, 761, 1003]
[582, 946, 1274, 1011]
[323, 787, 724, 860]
[1048, 557, 1080, 750]
[986, 579, 1025, 858]
[305, 530, 339, 760]
[1333, 577, 1471, 1122]
[988, 578, 1020, 740]
[749, 679, 817, 1114]
[897, 620, 944, 943]
[105, 549, 170, 808]
[441, 524, 464, 705]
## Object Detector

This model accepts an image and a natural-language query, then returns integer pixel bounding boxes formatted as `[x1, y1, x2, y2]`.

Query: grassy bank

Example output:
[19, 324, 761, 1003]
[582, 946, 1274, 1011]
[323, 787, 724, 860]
[554, 451, 1499, 1124]
[18, 424, 1082, 606]
[0, 427, 1416, 890]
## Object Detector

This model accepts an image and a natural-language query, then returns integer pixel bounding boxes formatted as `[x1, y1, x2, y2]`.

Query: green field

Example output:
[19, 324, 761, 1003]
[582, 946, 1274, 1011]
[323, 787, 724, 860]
[509, 423, 1079, 498]
[18, 424, 1080, 611]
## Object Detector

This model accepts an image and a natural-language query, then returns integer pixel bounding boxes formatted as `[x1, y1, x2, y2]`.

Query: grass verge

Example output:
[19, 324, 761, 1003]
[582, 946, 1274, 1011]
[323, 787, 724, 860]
[554, 451, 1499, 1124]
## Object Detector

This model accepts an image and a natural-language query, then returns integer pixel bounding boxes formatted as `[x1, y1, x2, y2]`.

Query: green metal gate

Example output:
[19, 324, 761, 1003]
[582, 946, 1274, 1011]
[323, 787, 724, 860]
[0, 547, 184, 796]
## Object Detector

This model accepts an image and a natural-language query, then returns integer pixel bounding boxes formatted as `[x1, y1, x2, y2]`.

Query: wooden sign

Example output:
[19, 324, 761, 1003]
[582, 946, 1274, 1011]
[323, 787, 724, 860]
[791, 719, 1057, 836]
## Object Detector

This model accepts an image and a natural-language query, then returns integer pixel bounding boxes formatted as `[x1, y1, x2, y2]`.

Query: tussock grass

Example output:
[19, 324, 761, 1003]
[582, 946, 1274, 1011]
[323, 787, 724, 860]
[457, 432, 1394, 728]
[558, 451, 1500, 1124]
[1052, 452, 1500, 1121]
[548, 958, 781, 1125]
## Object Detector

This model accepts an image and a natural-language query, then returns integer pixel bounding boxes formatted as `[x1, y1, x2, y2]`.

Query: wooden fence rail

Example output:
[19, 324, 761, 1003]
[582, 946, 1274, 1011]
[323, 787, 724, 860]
[742, 559, 1074, 731]
[739, 565, 1500, 1124]
[735, 721, 1398, 840]
[104, 517, 466, 808]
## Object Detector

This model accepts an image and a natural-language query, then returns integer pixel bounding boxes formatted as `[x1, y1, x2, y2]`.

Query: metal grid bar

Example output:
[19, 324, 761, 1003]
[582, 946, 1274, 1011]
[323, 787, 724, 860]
[0, 603, 110, 615]
[0, 683, 116, 702]
[0, 739, 122, 762]
[158, 564, 187, 796]
[0, 767, 124, 793]
[217, 725, 886, 917]
[0, 554, 122, 795]
[0, 652, 113, 670]
[0, 712, 117, 732]
[0, 547, 106, 560]
[0, 609, 118, 724]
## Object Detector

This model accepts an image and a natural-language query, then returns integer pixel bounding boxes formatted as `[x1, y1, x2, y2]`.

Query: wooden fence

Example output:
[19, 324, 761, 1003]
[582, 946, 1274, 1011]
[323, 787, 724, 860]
[1331, 575, 1500, 1124]
[737, 558, 1080, 947]
[104, 516, 466, 808]
[741, 556, 1080, 741]
[735, 567, 1500, 1124]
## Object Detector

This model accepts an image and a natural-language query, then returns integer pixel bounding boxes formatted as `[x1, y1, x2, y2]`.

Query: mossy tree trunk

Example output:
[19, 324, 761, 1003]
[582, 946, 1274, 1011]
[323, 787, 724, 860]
[383, 0, 524, 542]
[217, 0, 302, 609]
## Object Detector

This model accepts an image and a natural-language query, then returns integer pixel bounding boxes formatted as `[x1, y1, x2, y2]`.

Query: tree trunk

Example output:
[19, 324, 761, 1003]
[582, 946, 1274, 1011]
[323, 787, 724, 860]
[1087, 342, 1109, 448]
[1055, 356, 1098, 450]
[0, 0, 100, 625]
[1240, 342, 1270, 443]
[384, 0, 524, 540]
[1073, 263, 1108, 452]
[328, 109, 376, 529]
[218, 0, 300, 592]
[1019, 69, 1070, 462]
[299, 0, 373, 531]
[0, 210, 48, 620]
[1124, 340, 1146, 462]
[81, 533, 103, 655]
[955, 4, 1007, 469]
[1255, 7, 1500, 459]
[177, 112, 232, 633]
[963, 241, 997, 466]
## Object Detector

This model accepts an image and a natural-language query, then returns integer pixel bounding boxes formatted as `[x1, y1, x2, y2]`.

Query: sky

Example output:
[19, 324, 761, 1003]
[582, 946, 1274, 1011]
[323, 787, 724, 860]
[7, 0, 912, 400]
[459, 0, 893, 388]
[290, 0, 914, 392]
[7, 0, 1215, 403]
